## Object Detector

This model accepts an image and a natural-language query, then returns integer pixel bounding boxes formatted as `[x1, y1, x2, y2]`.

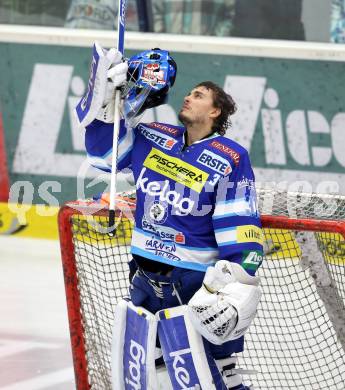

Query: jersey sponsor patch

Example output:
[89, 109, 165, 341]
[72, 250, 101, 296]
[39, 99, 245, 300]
[242, 250, 263, 272]
[145, 237, 181, 261]
[210, 141, 240, 166]
[237, 225, 263, 245]
[143, 148, 209, 193]
[136, 168, 195, 215]
[142, 217, 186, 244]
[197, 149, 232, 176]
[140, 126, 177, 150]
[148, 122, 179, 136]
[237, 177, 255, 190]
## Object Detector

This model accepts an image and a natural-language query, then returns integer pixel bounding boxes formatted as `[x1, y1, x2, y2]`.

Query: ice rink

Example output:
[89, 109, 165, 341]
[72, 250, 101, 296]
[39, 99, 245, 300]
[0, 236, 76, 389]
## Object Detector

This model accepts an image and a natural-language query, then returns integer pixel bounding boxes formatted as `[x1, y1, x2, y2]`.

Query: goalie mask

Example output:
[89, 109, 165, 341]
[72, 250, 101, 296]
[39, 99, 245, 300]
[123, 48, 177, 122]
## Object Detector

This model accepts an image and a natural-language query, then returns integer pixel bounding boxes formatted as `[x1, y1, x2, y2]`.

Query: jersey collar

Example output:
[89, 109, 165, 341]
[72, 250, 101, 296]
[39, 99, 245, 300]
[183, 131, 219, 150]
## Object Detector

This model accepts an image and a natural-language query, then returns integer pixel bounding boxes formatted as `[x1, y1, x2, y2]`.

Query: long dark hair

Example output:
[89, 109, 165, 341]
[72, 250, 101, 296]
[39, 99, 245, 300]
[196, 81, 237, 136]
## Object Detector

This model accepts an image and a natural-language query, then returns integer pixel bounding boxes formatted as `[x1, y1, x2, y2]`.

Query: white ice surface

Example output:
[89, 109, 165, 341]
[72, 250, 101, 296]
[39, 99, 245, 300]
[0, 236, 75, 389]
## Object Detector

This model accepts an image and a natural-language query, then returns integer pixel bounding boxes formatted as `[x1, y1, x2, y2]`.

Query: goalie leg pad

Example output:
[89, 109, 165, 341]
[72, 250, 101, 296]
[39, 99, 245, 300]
[157, 305, 227, 390]
[111, 299, 158, 390]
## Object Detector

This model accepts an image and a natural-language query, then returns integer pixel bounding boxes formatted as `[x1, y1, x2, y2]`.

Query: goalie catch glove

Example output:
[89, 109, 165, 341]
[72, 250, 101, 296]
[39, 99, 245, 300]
[75, 41, 128, 127]
[187, 260, 261, 345]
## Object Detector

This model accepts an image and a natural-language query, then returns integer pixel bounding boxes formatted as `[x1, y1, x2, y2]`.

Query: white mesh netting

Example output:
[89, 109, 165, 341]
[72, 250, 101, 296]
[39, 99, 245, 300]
[59, 189, 345, 389]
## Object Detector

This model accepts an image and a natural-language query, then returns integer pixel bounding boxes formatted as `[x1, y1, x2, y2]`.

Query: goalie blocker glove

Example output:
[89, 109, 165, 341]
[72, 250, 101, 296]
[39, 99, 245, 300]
[188, 260, 261, 345]
[75, 41, 128, 127]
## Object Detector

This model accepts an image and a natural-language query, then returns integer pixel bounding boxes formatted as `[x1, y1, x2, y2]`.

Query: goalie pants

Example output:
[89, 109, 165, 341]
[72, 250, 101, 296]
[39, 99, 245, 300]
[128, 259, 244, 360]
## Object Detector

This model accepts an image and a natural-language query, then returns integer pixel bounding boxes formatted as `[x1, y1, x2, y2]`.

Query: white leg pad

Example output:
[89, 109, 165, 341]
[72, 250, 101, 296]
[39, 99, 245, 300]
[111, 299, 158, 390]
[157, 305, 227, 390]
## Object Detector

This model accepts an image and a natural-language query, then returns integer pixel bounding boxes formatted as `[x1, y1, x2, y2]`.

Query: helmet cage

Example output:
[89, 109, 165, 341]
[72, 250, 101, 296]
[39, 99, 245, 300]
[122, 48, 177, 123]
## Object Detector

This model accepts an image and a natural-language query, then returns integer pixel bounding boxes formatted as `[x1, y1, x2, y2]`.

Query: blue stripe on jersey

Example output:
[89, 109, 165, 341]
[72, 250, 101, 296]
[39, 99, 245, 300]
[118, 145, 133, 163]
[217, 241, 237, 247]
[213, 216, 262, 230]
[219, 242, 263, 256]
[214, 226, 236, 234]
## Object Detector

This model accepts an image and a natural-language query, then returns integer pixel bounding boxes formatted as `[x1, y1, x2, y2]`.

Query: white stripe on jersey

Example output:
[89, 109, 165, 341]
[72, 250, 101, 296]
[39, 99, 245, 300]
[214, 227, 237, 246]
[118, 126, 134, 163]
[87, 153, 111, 170]
[213, 198, 252, 219]
[131, 228, 218, 269]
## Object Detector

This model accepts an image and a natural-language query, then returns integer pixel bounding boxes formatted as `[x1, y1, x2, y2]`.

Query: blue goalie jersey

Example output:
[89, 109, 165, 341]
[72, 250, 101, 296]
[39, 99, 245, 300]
[85, 120, 263, 275]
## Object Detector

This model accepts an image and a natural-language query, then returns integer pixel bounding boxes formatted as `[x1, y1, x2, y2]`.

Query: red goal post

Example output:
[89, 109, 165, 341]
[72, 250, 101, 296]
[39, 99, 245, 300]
[58, 190, 345, 390]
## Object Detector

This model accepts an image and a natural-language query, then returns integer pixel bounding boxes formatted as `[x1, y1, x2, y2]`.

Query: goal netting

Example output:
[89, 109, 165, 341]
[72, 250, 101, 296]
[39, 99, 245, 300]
[58, 189, 345, 390]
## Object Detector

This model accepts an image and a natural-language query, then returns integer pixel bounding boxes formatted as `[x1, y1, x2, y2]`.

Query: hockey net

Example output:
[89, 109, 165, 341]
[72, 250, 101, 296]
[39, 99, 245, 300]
[58, 189, 345, 390]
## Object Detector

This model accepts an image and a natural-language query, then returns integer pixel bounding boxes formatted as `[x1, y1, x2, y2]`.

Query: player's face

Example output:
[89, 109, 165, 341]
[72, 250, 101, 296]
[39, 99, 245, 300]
[178, 86, 220, 127]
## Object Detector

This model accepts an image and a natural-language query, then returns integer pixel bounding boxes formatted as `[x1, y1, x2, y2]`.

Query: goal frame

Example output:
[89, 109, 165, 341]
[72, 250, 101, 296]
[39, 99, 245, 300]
[58, 203, 345, 389]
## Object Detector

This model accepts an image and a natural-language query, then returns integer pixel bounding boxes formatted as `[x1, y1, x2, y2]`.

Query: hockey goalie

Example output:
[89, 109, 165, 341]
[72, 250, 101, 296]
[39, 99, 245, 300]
[75, 42, 263, 390]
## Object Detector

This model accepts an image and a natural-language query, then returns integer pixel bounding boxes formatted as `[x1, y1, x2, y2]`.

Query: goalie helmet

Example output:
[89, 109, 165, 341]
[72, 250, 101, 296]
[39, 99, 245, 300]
[124, 48, 177, 120]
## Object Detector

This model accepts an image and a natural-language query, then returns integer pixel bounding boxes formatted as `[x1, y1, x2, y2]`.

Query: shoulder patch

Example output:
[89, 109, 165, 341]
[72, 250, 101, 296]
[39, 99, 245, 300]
[147, 122, 180, 136]
[209, 140, 240, 166]
[139, 125, 178, 150]
[196, 149, 232, 176]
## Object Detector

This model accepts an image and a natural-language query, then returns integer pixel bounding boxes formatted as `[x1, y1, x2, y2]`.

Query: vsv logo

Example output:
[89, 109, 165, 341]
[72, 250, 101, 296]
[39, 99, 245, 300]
[169, 348, 196, 389]
[125, 339, 146, 390]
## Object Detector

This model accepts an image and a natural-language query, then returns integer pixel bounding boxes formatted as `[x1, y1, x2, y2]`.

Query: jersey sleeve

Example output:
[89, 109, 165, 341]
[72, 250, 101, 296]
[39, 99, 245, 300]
[85, 119, 136, 172]
[212, 151, 263, 276]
